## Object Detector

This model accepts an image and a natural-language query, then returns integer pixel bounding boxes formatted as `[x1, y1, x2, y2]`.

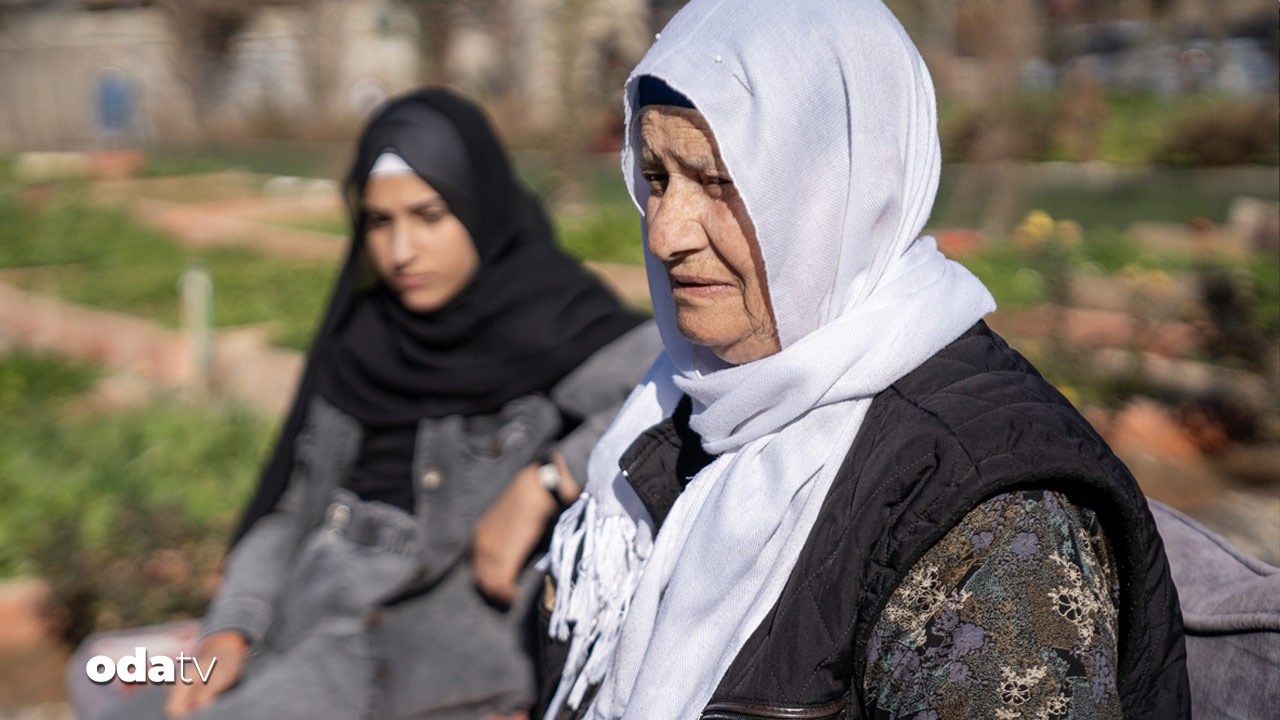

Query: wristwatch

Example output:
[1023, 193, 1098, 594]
[537, 462, 561, 495]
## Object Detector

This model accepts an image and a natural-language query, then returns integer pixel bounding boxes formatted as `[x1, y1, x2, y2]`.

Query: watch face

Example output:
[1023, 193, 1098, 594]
[537, 463, 561, 492]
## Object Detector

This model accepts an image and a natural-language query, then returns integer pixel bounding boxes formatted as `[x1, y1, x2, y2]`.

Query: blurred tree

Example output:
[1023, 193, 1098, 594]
[550, 0, 593, 205]
[459, 0, 516, 96]
[297, 0, 348, 130]
[942, 0, 1043, 236]
[155, 0, 350, 134]
[1052, 62, 1109, 161]
[402, 0, 458, 85]
[155, 0, 254, 129]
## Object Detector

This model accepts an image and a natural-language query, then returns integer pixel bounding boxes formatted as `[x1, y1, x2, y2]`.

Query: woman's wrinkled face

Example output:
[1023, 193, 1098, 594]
[362, 172, 479, 313]
[639, 106, 780, 365]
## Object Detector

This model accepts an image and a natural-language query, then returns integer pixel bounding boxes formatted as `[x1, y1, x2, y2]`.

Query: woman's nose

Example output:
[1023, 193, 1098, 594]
[646, 191, 705, 262]
[390, 220, 417, 269]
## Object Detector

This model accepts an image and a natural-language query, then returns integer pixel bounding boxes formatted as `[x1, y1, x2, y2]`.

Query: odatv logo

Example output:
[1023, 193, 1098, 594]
[86, 647, 217, 685]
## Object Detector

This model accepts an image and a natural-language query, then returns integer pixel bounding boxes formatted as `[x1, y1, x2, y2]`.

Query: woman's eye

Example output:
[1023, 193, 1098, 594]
[366, 214, 390, 228]
[643, 172, 668, 194]
[703, 176, 734, 198]
[417, 208, 446, 224]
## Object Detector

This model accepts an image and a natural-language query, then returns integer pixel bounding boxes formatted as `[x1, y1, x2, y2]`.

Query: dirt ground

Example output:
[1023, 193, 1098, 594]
[0, 641, 72, 719]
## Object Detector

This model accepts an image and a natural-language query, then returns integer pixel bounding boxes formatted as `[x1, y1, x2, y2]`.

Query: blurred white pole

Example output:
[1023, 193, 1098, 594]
[180, 263, 212, 394]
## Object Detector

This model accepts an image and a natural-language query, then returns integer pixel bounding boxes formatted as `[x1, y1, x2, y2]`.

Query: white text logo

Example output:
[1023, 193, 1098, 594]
[85, 647, 217, 685]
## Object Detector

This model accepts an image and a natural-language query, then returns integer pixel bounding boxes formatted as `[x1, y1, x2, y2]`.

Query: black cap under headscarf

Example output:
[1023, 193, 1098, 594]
[232, 88, 642, 542]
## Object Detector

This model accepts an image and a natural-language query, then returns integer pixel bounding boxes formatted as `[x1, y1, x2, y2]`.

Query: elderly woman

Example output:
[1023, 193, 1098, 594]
[537, 1, 1189, 719]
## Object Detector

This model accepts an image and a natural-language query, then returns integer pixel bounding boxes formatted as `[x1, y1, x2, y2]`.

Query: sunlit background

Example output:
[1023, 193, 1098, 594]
[0, 1, 1276, 716]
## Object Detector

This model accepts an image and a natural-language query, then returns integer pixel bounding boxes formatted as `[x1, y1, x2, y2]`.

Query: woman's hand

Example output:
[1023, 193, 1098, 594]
[473, 456, 577, 605]
[163, 631, 249, 718]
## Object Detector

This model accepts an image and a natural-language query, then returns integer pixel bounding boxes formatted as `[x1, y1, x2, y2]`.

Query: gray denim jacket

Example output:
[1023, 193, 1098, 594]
[200, 320, 661, 715]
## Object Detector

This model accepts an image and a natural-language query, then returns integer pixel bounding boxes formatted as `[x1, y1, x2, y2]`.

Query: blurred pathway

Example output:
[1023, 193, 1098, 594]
[0, 280, 301, 417]
[91, 172, 346, 263]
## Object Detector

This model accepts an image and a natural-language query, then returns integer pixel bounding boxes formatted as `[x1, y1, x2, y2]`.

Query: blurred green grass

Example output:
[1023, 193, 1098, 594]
[556, 205, 645, 266]
[143, 142, 345, 180]
[272, 212, 351, 236]
[0, 399, 265, 566]
[0, 386, 266, 580]
[0, 185, 335, 350]
[0, 348, 98, 410]
[0, 350, 270, 639]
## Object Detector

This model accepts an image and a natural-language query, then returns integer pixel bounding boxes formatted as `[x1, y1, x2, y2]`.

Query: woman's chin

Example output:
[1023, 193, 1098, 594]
[397, 288, 452, 314]
[675, 316, 777, 365]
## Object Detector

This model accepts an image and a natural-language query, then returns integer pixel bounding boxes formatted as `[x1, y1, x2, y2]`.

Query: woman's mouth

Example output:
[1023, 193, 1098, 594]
[397, 273, 430, 291]
[670, 274, 732, 297]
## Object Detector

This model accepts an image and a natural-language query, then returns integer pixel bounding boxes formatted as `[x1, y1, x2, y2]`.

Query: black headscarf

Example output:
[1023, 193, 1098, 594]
[232, 89, 642, 542]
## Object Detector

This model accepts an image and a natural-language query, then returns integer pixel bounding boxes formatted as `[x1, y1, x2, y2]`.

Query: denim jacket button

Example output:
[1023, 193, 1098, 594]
[501, 421, 528, 450]
[420, 467, 443, 490]
[327, 502, 351, 526]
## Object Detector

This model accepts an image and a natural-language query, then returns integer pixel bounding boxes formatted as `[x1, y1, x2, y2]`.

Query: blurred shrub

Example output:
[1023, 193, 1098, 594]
[940, 92, 1280, 167]
[0, 352, 270, 643]
[1246, 256, 1280, 338]
[1074, 226, 1192, 274]
[940, 96, 1055, 164]
[960, 242, 1046, 309]
[555, 205, 645, 266]
[1096, 93, 1175, 166]
[1155, 99, 1279, 167]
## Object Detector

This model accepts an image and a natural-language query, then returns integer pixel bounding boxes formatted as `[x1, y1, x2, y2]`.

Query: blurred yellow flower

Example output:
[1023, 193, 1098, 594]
[1013, 209, 1056, 252]
[1146, 270, 1173, 296]
[1023, 210, 1055, 239]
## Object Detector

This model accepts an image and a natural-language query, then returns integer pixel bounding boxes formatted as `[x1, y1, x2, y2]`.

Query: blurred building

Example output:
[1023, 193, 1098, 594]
[886, 0, 1278, 100]
[3, 0, 1272, 151]
[0, 0, 651, 151]
[0, 0, 422, 149]
[505, 0, 647, 130]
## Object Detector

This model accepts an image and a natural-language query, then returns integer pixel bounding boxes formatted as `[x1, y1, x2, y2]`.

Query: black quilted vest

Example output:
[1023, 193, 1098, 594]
[538, 322, 1190, 719]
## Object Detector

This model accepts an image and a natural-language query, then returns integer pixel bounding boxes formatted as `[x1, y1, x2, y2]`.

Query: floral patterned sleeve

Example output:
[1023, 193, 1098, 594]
[862, 490, 1122, 720]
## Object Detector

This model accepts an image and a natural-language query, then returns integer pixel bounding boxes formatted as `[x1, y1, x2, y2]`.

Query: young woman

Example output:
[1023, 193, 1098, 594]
[97, 89, 659, 720]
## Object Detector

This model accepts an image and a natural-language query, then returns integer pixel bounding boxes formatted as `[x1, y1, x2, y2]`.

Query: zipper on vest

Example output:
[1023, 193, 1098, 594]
[700, 695, 848, 720]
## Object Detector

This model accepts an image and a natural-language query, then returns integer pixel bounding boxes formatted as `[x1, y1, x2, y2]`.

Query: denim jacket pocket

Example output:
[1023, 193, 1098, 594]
[410, 394, 561, 583]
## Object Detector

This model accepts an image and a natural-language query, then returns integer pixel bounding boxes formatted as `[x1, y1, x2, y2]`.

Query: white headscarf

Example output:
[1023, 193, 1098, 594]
[543, 1, 996, 717]
[367, 151, 415, 177]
